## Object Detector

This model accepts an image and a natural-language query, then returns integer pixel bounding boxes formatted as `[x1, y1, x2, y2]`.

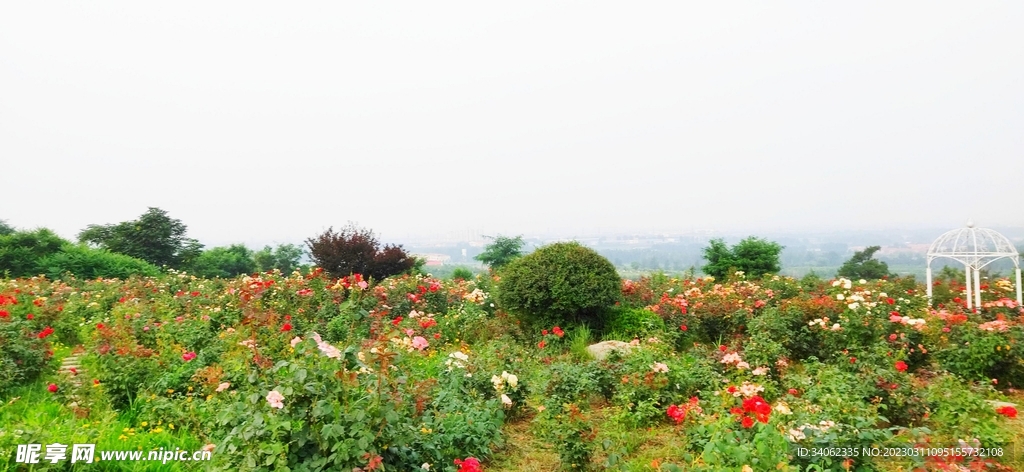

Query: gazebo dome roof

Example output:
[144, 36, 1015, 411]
[927, 220, 1020, 268]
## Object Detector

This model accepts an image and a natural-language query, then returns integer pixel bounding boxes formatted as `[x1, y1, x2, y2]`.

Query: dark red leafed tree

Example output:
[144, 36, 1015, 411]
[305, 224, 415, 281]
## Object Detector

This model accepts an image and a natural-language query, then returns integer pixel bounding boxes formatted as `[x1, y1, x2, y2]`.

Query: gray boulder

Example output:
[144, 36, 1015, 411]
[586, 340, 634, 361]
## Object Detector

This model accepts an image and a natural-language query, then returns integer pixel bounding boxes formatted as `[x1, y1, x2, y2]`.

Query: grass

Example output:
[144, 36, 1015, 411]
[0, 352, 204, 471]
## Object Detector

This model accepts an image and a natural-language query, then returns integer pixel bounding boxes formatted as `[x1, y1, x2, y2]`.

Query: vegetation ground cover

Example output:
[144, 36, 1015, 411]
[2, 262, 1024, 470]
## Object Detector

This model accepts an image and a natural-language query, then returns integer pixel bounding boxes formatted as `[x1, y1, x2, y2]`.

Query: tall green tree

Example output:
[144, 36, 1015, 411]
[190, 244, 257, 278]
[837, 246, 891, 280]
[475, 235, 525, 270]
[78, 207, 202, 269]
[0, 219, 14, 236]
[253, 243, 305, 274]
[701, 237, 783, 279]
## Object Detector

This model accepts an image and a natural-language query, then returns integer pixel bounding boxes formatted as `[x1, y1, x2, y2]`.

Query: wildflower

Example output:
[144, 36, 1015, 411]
[788, 388, 798, 395]
[680, 325, 687, 331]
[182, 352, 197, 362]
[666, 404, 687, 423]
[454, 457, 482, 472]
[37, 326, 54, 339]
[290, 336, 302, 348]
[652, 362, 669, 373]
[743, 466, 754, 472]
[501, 394, 512, 407]
[552, 326, 564, 337]
[266, 390, 285, 409]
[412, 336, 429, 351]
[202, 444, 215, 453]
[26, 314, 34, 320]
[48, 384, 58, 393]
[996, 405, 1017, 418]
[216, 382, 230, 392]
[281, 323, 292, 332]
[895, 361, 908, 372]
[538, 340, 546, 349]
[719, 345, 727, 352]
[752, 366, 768, 376]
[788, 428, 806, 441]
[741, 415, 755, 428]
[542, 329, 549, 336]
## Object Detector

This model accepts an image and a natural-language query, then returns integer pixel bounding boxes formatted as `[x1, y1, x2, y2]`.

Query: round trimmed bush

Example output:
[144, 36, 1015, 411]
[496, 242, 620, 327]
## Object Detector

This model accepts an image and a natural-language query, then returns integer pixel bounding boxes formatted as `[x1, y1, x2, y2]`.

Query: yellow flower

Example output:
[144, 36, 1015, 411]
[118, 434, 128, 441]
[169, 424, 174, 430]
[140, 422, 148, 427]
[166, 389, 174, 394]
[122, 428, 129, 433]
[187, 386, 193, 392]
[152, 427, 164, 433]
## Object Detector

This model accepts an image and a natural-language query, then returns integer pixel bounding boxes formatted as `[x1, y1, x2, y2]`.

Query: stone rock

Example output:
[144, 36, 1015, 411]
[586, 341, 634, 361]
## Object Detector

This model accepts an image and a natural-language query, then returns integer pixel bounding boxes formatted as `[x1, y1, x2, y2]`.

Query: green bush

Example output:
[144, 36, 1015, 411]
[0, 312, 55, 395]
[497, 242, 620, 327]
[38, 244, 160, 280]
[603, 307, 665, 339]
[0, 228, 67, 278]
[189, 244, 256, 278]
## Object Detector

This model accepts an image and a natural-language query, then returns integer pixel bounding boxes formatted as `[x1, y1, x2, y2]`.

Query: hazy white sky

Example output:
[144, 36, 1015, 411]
[2, 2, 1022, 247]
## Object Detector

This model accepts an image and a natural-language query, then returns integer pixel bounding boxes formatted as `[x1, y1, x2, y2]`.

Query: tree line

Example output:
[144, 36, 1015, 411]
[0, 208, 421, 281]
[2, 210, 894, 282]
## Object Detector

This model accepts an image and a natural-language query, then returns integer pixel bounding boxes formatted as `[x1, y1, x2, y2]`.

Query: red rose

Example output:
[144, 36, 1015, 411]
[741, 415, 754, 428]
[281, 323, 292, 332]
[895, 361, 908, 372]
[48, 383, 58, 393]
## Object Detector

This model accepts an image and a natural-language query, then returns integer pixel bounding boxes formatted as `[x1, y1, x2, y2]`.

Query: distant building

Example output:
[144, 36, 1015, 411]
[413, 253, 451, 267]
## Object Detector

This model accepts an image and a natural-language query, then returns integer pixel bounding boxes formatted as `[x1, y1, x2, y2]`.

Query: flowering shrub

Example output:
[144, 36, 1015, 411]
[0, 288, 55, 394]
[5, 266, 1024, 470]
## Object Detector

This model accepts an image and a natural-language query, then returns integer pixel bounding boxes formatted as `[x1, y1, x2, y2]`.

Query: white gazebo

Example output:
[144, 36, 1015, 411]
[926, 220, 1023, 308]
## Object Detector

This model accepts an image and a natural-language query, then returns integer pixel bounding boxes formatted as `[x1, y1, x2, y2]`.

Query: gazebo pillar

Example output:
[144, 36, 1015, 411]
[973, 267, 982, 309]
[925, 264, 933, 303]
[1016, 267, 1022, 305]
[965, 265, 973, 309]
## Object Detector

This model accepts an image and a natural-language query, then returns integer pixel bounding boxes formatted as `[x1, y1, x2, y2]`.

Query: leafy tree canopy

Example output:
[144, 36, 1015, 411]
[702, 237, 784, 279]
[254, 243, 305, 274]
[190, 244, 257, 279]
[78, 207, 202, 269]
[475, 235, 525, 270]
[0, 219, 14, 236]
[306, 224, 415, 281]
[0, 228, 67, 278]
[836, 245, 892, 280]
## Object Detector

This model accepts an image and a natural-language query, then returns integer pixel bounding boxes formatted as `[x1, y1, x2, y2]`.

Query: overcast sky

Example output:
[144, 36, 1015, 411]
[2, 2, 1022, 247]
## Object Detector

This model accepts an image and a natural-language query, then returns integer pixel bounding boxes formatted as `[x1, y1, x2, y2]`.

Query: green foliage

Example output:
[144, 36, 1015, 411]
[497, 242, 620, 327]
[253, 244, 304, 274]
[0, 228, 67, 278]
[475, 235, 525, 270]
[603, 307, 665, 339]
[538, 403, 596, 471]
[451, 267, 474, 281]
[701, 237, 783, 279]
[38, 243, 160, 280]
[0, 311, 55, 396]
[305, 224, 416, 281]
[837, 245, 892, 280]
[0, 219, 13, 236]
[190, 244, 257, 278]
[78, 207, 203, 269]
